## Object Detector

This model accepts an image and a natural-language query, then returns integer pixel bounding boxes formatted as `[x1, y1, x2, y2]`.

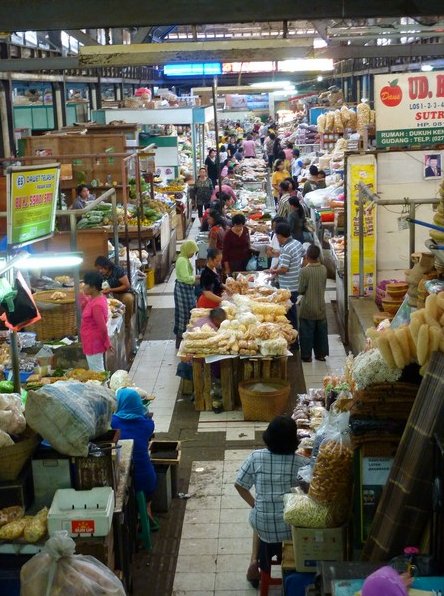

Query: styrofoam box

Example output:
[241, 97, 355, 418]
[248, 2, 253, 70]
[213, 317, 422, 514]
[48, 487, 114, 537]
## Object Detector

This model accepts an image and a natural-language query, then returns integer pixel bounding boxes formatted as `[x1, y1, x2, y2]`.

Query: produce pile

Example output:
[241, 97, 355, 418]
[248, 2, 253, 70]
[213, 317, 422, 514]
[0, 506, 48, 543]
[77, 203, 122, 229]
[180, 280, 297, 357]
[0, 392, 26, 446]
[367, 291, 444, 375]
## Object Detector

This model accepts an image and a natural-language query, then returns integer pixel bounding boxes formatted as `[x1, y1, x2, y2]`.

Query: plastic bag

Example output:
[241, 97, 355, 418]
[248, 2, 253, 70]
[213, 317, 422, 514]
[309, 423, 353, 510]
[0, 272, 41, 331]
[283, 489, 334, 528]
[21, 531, 125, 596]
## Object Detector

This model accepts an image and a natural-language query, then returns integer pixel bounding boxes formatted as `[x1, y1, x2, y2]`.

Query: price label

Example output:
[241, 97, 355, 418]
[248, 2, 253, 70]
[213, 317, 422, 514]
[71, 519, 95, 534]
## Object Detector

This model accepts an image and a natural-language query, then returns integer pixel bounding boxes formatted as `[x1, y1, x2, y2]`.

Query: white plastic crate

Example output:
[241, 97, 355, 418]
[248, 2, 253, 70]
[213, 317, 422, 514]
[48, 487, 114, 537]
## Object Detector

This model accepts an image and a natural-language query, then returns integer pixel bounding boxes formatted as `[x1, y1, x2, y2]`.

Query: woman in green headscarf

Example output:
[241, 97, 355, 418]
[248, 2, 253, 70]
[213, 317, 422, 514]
[174, 239, 198, 348]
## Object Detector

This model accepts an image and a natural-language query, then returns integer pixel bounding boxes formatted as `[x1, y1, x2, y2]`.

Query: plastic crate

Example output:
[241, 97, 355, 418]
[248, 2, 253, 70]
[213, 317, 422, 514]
[48, 487, 114, 537]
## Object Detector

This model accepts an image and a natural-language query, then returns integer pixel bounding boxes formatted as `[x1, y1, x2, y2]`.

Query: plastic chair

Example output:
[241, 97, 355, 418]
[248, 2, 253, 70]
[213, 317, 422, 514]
[135, 491, 152, 551]
[259, 540, 283, 596]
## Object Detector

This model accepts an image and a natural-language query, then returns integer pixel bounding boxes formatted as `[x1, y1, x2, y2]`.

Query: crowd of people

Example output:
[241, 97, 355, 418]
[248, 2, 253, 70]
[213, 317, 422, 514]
[175, 122, 330, 363]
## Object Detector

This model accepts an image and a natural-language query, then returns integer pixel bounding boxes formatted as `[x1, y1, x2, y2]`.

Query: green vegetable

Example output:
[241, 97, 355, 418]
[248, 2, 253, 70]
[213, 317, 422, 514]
[0, 380, 14, 393]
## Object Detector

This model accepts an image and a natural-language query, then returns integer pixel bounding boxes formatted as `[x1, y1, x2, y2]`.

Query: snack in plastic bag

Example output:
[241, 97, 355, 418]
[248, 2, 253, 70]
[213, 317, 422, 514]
[283, 489, 334, 528]
[21, 531, 126, 595]
[309, 425, 353, 510]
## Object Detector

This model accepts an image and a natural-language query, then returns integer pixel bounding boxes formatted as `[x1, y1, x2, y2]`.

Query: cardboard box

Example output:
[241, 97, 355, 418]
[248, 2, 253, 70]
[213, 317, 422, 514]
[291, 526, 345, 572]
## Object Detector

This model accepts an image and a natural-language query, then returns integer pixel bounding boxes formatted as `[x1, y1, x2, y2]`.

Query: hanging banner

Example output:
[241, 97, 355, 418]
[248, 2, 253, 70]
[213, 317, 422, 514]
[347, 156, 377, 297]
[375, 71, 444, 148]
[6, 164, 60, 248]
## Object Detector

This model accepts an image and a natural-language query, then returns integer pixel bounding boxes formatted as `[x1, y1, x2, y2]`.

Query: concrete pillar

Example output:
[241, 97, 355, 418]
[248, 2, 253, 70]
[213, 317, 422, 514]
[0, 80, 15, 157]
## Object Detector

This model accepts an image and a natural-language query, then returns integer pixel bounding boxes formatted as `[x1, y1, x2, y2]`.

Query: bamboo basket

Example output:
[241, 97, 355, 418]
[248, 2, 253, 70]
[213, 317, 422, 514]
[31, 290, 77, 341]
[0, 427, 40, 481]
[239, 378, 290, 422]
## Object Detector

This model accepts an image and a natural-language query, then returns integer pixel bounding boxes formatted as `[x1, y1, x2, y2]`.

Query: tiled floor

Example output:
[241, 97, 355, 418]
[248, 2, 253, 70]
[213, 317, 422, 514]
[130, 216, 347, 594]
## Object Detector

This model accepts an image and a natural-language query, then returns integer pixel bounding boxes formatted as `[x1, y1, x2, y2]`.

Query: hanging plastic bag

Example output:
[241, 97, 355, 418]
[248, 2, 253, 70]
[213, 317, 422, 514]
[20, 531, 126, 596]
[0, 272, 41, 331]
[0, 278, 17, 313]
[246, 255, 258, 271]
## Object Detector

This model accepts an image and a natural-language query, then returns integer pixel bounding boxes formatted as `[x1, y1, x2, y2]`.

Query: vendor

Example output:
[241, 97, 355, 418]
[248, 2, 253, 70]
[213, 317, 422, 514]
[271, 159, 290, 206]
[94, 256, 134, 331]
[193, 307, 226, 330]
[174, 240, 198, 348]
[111, 388, 157, 521]
[79, 271, 112, 372]
[222, 213, 251, 275]
[71, 184, 93, 210]
[197, 248, 224, 308]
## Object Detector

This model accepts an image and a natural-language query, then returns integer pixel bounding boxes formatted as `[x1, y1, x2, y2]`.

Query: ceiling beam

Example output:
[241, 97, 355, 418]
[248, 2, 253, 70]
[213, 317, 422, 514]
[0, 57, 80, 72]
[2, 0, 444, 31]
[311, 21, 329, 43]
[64, 30, 100, 46]
[79, 39, 312, 66]
[132, 27, 151, 44]
[318, 42, 444, 60]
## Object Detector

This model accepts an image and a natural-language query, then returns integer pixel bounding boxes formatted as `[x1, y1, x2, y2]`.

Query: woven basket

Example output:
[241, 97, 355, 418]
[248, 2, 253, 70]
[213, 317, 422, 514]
[31, 290, 77, 341]
[239, 378, 290, 422]
[0, 427, 40, 481]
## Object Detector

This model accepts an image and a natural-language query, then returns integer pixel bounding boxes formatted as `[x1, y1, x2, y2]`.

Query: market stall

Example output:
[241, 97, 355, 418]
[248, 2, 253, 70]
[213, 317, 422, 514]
[178, 273, 297, 413]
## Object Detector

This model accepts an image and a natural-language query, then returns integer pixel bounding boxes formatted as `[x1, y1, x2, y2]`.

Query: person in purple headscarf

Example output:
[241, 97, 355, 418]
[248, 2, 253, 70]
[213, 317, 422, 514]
[362, 566, 411, 596]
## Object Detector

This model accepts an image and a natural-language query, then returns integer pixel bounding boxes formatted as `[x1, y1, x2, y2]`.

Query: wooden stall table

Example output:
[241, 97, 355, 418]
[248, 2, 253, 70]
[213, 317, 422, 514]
[192, 355, 289, 412]
[113, 439, 137, 593]
[104, 224, 160, 256]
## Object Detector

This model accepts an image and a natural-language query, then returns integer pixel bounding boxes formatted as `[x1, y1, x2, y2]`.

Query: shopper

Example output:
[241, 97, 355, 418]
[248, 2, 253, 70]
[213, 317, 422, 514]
[234, 146, 244, 162]
[227, 136, 237, 158]
[71, 184, 93, 210]
[193, 166, 213, 221]
[272, 137, 283, 164]
[283, 142, 293, 163]
[288, 196, 306, 243]
[205, 148, 218, 187]
[270, 222, 304, 333]
[211, 180, 237, 203]
[243, 134, 256, 158]
[207, 210, 227, 251]
[298, 244, 329, 362]
[276, 180, 292, 218]
[235, 416, 308, 587]
[79, 271, 112, 372]
[361, 566, 411, 596]
[264, 132, 276, 168]
[94, 256, 133, 332]
[271, 159, 290, 207]
[219, 144, 228, 165]
[266, 216, 287, 269]
[111, 388, 157, 515]
[302, 165, 319, 196]
[174, 239, 198, 347]
[222, 213, 251, 275]
[291, 149, 304, 181]
[197, 249, 224, 308]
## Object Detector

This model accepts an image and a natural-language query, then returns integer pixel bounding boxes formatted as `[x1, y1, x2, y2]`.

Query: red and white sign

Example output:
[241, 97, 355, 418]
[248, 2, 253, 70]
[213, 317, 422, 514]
[71, 519, 95, 534]
[375, 71, 444, 148]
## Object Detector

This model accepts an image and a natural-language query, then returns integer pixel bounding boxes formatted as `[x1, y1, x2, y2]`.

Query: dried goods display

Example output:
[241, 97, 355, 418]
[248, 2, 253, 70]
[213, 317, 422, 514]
[283, 491, 333, 528]
[367, 291, 444, 374]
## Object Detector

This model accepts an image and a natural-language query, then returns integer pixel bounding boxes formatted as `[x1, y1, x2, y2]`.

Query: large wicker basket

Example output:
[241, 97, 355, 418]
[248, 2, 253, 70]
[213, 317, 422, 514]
[0, 427, 40, 481]
[239, 378, 290, 422]
[31, 290, 77, 340]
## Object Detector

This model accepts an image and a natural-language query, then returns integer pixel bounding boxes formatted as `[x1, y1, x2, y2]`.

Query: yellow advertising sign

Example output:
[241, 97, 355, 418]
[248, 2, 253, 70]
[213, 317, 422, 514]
[7, 164, 60, 247]
[348, 160, 376, 297]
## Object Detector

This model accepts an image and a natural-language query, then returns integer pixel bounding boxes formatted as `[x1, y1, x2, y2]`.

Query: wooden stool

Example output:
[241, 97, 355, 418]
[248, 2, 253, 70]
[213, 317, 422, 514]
[259, 540, 283, 596]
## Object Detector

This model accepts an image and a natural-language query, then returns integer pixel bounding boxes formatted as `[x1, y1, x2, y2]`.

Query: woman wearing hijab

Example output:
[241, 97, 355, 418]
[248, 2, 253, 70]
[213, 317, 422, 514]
[111, 388, 157, 503]
[235, 416, 308, 587]
[362, 566, 411, 596]
[174, 239, 198, 347]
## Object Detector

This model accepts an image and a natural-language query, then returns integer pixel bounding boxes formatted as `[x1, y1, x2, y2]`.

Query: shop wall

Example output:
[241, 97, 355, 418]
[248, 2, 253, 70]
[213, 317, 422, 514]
[376, 150, 441, 281]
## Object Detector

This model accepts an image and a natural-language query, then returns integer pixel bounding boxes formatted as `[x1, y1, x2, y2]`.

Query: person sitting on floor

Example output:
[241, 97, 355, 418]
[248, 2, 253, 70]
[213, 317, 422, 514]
[235, 416, 309, 588]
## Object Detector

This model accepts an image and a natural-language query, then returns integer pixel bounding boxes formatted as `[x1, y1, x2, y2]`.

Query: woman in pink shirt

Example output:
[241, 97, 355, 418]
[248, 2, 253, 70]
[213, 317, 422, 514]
[242, 134, 256, 158]
[211, 182, 237, 203]
[80, 271, 112, 371]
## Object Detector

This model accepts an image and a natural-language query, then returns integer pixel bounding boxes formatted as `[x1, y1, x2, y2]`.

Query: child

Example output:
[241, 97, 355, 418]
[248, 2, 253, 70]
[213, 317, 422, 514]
[297, 244, 329, 362]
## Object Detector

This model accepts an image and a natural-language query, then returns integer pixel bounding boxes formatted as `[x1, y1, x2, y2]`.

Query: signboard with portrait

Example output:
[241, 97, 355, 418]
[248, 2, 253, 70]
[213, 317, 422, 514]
[375, 71, 444, 148]
[6, 164, 60, 248]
